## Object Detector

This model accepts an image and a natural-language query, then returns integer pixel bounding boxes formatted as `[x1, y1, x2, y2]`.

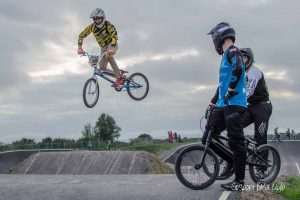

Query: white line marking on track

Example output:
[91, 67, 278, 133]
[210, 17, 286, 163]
[24, 151, 40, 174]
[219, 190, 231, 200]
[296, 162, 300, 176]
[128, 152, 136, 174]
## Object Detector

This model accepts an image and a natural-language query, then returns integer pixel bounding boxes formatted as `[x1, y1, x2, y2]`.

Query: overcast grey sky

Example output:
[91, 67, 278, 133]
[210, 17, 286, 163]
[0, 0, 299, 143]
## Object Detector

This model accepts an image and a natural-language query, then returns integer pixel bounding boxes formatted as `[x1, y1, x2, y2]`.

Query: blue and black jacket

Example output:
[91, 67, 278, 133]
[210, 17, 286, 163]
[211, 45, 247, 108]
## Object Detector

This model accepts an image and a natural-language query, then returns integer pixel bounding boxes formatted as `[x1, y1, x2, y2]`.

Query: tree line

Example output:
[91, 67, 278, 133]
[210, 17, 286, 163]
[0, 113, 121, 150]
[0, 113, 200, 151]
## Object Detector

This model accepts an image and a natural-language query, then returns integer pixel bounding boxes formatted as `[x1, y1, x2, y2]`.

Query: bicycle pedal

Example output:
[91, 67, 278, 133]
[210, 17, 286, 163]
[115, 85, 122, 90]
[115, 86, 122, 91]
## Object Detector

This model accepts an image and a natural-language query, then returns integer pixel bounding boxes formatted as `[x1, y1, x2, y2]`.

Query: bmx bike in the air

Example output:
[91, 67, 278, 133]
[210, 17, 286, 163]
[81, 52, 149, 108]
[175, 106, 281, 190]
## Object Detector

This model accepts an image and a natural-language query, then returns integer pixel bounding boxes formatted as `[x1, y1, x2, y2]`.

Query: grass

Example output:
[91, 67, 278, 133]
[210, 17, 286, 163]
[275, 176, 300, 200]
[146, 153, 173, 174]
[111, 142, 194, 174]
[116, 142, 187, 174]
[118, 142, 192, 156]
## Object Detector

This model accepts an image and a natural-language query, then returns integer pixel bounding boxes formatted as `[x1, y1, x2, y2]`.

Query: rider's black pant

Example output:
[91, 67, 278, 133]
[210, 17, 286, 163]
[203, 103, 273, 147]
[243, 102, 272, 171]
[243, 102, 272, 147]
[202, 106, 247, 181]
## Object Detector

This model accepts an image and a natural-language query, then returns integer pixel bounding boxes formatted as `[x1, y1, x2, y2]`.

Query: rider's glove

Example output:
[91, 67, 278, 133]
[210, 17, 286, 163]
[205, 103, 215, 119]
[106, 49, 116, 57]
[224, 88, 238, 105]
[77, 47, 84, 55]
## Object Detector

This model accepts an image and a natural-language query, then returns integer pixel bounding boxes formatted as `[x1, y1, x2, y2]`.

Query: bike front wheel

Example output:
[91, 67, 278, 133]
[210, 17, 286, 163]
[249, 144, 281, 184]
[83, 78, 99, 108]
[175, 145, 220, 190]
[126, 73, 149, 101]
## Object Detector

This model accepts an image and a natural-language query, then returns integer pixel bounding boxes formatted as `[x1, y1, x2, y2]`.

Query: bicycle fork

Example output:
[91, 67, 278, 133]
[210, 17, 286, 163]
[198, 131, 213, 168]
[87, 76, 99, 95]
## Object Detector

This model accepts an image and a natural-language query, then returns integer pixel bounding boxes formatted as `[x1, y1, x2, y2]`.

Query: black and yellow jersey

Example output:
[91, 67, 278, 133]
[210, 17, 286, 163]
[78, 21, 118, 47]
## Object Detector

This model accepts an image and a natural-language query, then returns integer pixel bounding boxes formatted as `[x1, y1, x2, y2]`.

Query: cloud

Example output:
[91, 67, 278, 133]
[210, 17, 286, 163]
[1, 0, 300, 143]
[27, 48, 200, 81]
[119, 48, 200, 68]
[264, 70, 286, 80]
[216, 0, 273, 6]
[270, 90, 300, 100]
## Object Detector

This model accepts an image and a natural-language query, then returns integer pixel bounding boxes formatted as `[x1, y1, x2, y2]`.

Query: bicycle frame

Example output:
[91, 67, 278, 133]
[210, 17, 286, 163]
[200, 107, 272, 170]
[93, 69, 115, 84]
[92, 69, 143, 91]
[82, 52, 144, 91]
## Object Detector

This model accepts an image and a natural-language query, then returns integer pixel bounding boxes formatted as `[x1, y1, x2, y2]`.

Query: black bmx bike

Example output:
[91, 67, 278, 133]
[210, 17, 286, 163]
[175, 106, 281, 190]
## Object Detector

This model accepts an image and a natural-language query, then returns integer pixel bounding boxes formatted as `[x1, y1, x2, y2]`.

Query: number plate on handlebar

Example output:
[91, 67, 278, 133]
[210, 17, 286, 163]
[88, 55, 99, 68]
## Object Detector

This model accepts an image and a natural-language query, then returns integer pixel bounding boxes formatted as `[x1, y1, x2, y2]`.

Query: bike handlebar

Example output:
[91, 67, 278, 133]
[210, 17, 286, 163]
[80, 51, 106, 60]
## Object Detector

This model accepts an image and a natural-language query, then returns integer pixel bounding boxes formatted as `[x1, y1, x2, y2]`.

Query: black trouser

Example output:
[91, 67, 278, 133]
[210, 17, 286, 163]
[202, 106, 247, 181]
[203, 103, 272, 149]
[243, 102, 272, 171]
[243, 102, 272, 147]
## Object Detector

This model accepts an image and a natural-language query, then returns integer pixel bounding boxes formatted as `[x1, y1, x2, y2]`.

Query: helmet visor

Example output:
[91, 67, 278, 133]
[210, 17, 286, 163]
[93, 17, 103, 20]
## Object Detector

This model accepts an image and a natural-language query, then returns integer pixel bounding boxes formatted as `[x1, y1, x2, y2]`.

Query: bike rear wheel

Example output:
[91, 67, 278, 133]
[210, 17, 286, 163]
[175, 145, 220, 190]
[249, 144, 281, 184]
[83, 78, 99, 108]
[126, 73, 149, 101]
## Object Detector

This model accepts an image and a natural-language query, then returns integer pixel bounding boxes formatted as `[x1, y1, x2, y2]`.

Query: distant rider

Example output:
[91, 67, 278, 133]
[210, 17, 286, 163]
[286, 128, 291, 140]
[274, 127, 280, 142]
[292, 129, 296, 140]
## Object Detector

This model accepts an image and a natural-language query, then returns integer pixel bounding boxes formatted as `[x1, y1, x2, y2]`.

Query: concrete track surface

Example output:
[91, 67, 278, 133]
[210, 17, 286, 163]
[0, 174, 228, 200]
[0, 141, 299, 200]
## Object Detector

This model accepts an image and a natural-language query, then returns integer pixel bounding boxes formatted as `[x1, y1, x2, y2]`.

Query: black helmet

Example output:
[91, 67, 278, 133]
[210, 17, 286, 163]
[241, 48, 254, 68]
[208, 22, 235, 55]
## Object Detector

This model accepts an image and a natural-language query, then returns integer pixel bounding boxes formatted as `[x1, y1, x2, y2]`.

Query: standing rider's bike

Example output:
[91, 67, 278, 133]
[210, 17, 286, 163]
[81, 52, 149, 108]
[175, 106, 281, 190]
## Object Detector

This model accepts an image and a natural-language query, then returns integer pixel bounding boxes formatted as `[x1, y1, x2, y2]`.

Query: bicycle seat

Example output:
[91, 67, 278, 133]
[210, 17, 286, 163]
[120, 69, 128, 74]
[245, 136, 257, 145]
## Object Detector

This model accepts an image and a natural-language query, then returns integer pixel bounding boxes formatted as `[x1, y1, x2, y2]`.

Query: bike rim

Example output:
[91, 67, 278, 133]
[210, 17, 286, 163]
[85, 80, 99, 106]
[127, 75, 148, 99]
[179, 149, 218, 187]
[252, 148, 280, 183]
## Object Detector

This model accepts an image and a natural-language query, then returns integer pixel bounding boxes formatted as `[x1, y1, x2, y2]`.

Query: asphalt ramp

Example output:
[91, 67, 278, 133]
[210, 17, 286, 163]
[1, 151, 170, 175]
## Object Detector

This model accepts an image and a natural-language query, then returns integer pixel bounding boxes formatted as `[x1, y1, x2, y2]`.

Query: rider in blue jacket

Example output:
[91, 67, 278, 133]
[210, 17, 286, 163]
[207, 22, 247, 191]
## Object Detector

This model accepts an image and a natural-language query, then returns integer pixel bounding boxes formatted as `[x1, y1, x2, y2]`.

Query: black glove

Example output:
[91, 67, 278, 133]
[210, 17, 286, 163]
[205, 105, 210, 119]
[205, 103, 216, 119]
[224, 90, 239, 105]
